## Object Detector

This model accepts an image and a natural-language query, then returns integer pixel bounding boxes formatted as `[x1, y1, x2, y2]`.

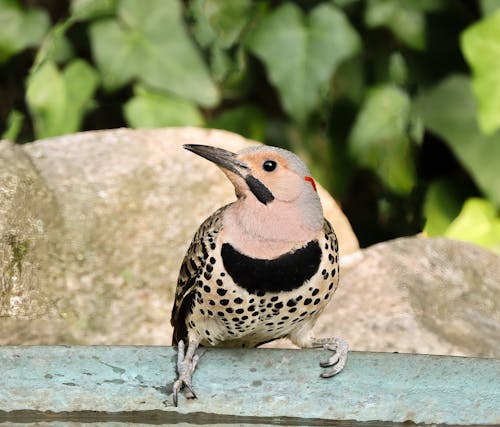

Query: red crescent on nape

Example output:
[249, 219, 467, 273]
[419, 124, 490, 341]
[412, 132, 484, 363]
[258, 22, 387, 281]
[304, 176, 317, 192]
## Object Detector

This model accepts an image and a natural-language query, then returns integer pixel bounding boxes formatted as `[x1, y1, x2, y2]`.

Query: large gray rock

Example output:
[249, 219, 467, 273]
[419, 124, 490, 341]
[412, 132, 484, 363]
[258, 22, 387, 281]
[0, 128, 358, 344]
[0, 142, 64, 319]
[310, 237, 500, 357]
[1, 128, 498, 358]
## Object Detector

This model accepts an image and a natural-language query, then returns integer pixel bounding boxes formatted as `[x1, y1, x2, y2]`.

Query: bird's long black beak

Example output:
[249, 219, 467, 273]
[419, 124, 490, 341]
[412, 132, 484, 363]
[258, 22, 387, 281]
[184, 144, 275, 205]
[183, 144, 249, 178]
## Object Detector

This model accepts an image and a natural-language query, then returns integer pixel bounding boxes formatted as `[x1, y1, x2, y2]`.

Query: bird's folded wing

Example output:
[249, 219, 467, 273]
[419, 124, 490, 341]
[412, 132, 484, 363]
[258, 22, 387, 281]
[170, 206, 226, 344]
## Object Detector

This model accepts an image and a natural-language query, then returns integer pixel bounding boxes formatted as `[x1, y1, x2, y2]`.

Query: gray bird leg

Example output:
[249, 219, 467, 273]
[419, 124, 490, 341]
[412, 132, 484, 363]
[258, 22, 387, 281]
[312, 337, 349, 378]
[172, 339, 200, 406]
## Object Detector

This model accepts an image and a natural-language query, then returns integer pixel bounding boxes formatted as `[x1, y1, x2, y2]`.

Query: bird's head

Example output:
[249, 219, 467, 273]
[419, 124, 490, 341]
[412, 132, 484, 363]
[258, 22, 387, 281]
[184, 143, 324, 250]
[183, 144, 320, 206]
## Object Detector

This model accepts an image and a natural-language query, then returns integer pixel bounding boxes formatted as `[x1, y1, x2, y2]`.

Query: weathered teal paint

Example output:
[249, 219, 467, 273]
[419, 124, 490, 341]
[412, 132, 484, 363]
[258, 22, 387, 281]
[0, 346, 499, 425]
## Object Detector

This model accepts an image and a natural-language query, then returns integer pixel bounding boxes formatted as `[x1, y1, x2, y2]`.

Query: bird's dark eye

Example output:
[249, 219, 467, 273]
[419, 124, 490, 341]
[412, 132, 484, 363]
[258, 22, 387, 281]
[262, 160, 277, 172]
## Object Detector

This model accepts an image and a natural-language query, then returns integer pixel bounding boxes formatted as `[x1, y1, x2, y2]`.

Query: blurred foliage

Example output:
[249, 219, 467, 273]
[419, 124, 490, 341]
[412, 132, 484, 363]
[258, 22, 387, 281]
[246, 3, 361, 124]
[1, 0, 499, 251]
[26, 59, 98, 138]
[441, 198, 500, 253]
[461, 8, 500, 135]
[0, 0, 49, 63]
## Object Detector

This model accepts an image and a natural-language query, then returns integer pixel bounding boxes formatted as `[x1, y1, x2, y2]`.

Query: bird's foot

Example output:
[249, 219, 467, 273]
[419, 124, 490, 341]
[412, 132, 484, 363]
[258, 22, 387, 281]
[313, 337, 348, 378]
[172, 340, 200, 406]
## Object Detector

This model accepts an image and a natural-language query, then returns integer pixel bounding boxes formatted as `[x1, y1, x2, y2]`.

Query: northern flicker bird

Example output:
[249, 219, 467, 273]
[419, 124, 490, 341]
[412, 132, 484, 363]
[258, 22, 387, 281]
[170, 144, 348, 405]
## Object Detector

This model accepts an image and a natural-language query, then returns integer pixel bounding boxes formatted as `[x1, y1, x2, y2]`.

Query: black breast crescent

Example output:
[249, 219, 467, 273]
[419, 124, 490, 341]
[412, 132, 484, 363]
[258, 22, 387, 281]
[221, 240, 322, 294]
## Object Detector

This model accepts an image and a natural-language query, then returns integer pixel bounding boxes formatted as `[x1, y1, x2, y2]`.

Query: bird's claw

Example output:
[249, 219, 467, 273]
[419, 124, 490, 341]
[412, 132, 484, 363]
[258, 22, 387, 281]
[320, 349, 340, 368]
[184, 382, 197, 398]
[171, 340, 199, 406]
[318, 337, 348, 378]
[172, 378, 197, 406]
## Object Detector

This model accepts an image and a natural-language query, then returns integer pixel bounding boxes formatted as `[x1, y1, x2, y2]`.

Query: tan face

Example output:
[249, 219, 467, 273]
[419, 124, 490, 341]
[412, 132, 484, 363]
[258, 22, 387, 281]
[236, 151, 316, 203]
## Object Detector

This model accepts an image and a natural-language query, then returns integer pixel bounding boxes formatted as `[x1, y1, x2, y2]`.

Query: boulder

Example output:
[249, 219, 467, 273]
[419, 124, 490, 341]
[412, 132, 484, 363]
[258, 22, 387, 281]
[309, 237, 500, 357]
[0, 128, 357, 344]
[0, 142, 63, 319]
[2, 128, 498, 358]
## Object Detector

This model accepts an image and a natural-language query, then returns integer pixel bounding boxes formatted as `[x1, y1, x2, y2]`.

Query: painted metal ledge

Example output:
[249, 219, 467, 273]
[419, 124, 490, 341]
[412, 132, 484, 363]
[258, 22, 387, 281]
[0, 346, 499, 426]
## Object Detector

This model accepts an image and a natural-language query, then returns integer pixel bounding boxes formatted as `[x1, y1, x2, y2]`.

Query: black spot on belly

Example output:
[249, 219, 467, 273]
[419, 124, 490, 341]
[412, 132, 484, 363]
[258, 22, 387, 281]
[221, 240, 322, 294]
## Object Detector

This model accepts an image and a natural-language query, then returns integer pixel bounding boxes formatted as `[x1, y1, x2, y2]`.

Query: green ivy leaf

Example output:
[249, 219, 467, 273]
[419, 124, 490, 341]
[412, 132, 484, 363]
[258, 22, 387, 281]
[89, 0, 219, 107]
[480, 0, 500, 16]
[461, 10, 500, 135]
[26, 61, 66, 138]
[348, 84, 416, 194]
[191, 0, 253, 49]
[26, 59, 99, 139]
[190, 0, 216, 48]
[0, 0, 50, 63]
[415, 74, 500, 207]
[2, 109, 24, 142]
[206, 0, 252, 48]
[388, 52, 408, 86]
[124, 85, 204, 128]
[32, 21, 75, 70]
[445, 198, 500, 254]
[247, 3, 361, 124]
[70, 0, 116, 21]
[65, 60, 99, 118]
[210, 45, 233, 82]
[423, 180, 463, 236]
[364, 0, 426, 50]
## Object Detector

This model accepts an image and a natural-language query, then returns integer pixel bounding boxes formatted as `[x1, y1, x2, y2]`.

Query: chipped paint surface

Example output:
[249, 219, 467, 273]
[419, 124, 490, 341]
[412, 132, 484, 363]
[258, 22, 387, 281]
[0, 346, 499, 425]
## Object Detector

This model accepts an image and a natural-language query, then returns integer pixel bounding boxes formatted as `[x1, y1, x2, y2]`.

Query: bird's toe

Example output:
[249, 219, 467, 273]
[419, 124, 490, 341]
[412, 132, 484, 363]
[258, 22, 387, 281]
[318, 338, 348, 378]
[321, 362, 345, 378]
[320, 350, 340, 368]
[172, 375, 197, 406]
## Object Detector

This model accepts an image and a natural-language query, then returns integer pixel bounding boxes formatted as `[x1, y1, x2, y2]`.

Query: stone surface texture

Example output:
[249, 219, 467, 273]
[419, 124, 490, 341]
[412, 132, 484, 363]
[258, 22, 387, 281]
[2, 346, 499, 425]
[311, 237, 500, 357]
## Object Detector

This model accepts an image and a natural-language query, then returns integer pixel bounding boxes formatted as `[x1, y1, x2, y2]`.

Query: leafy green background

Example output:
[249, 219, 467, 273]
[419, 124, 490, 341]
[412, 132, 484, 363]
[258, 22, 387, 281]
[1, 0, 499, 252]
